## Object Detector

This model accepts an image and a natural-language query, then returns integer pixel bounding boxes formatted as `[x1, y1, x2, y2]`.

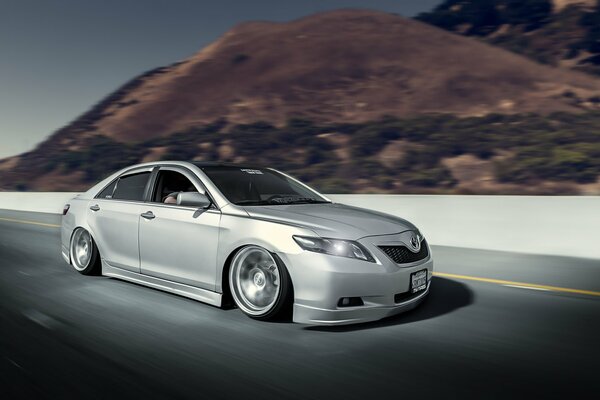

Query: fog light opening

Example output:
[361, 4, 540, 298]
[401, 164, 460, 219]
[337, 297, 364, 308]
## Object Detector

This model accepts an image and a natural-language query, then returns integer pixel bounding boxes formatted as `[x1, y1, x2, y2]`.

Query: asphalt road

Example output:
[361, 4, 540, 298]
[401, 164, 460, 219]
[1, 209, 598, 399]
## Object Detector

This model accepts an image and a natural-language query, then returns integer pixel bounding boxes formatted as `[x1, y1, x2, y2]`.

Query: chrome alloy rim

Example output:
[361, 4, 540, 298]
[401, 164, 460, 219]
[71, 229, 93, 271]
[230, 246, 281, 315]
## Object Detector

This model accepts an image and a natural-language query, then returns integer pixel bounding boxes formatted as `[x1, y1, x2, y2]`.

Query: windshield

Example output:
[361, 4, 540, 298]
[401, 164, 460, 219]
[201, 166, 330, 206]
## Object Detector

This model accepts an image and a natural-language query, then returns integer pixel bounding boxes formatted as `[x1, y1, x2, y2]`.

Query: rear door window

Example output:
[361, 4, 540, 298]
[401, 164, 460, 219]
[112, 172, 151, 201]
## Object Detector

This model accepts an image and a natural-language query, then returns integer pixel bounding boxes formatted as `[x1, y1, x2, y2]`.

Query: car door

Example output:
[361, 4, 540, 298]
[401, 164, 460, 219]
[87, 168, 152, 273]
[138, 166, 221, 291]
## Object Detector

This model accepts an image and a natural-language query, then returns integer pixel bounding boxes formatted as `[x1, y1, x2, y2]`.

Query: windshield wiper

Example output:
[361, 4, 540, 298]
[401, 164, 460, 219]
[234, 200, 273, 206]
[235, 197, 331, 206]
[277, 197, 331, 205]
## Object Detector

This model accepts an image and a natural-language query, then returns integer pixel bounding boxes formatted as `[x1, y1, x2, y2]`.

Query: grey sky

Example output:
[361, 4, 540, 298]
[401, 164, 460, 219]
[0, 0, 440, 158]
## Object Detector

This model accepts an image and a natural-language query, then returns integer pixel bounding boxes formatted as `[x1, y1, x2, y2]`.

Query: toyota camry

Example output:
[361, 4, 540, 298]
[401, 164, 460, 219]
[61, 161, 433, 325]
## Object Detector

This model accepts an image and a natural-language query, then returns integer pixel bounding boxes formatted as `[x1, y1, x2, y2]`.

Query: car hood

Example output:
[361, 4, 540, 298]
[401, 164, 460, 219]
[243, 203, 417, 240]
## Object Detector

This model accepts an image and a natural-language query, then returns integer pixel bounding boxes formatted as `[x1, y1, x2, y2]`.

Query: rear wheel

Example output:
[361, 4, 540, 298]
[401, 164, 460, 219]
[229, 245, 292, 320]
[70, 228, 101, 275]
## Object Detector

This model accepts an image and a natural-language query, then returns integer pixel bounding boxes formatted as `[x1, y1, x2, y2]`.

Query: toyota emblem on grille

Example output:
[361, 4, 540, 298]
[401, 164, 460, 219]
[410, 235, 421, 252]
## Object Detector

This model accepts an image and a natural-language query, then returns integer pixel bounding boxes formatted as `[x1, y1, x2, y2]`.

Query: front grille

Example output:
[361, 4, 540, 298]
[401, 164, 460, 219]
[379, 240, 429, 264]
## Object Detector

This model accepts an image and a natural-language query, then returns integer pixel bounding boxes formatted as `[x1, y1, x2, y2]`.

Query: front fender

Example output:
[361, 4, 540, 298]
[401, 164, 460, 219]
[61, 198, 97, 264]
[215, 213, 315, 293]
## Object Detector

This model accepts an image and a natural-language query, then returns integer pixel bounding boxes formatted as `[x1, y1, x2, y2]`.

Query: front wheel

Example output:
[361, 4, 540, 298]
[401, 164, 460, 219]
[229, 246, 292, 321]
[70, 228, 101, 275]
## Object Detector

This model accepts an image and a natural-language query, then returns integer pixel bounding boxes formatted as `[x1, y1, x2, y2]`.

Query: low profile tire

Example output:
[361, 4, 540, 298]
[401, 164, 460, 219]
[229, 245, 292, 321]
[70, 228, 101, 275]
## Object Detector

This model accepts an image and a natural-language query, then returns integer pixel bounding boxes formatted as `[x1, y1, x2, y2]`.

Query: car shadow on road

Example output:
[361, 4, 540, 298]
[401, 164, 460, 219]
[304, 277, 473, 332]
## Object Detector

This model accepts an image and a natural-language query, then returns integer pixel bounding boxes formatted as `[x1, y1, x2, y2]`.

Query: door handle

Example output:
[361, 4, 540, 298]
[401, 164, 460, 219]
[141, 211, 155, 220]
[90, 204, 100, 212]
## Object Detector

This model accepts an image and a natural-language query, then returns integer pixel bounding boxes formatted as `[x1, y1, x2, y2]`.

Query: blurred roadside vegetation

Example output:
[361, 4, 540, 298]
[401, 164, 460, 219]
[417, 0, 600, 76]
[39, 112, 600, 194]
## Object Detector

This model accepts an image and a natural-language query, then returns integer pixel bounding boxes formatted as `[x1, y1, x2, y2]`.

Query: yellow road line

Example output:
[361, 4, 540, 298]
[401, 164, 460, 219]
[433, 271, 600, 297]
[0, 217, 61, 228]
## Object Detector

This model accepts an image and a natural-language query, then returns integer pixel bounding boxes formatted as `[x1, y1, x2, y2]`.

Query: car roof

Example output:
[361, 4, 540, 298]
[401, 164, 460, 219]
[190, 161, 267, 170]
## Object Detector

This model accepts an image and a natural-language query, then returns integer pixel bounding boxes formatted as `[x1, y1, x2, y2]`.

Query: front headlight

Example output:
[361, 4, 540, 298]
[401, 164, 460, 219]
[293, 235, 376, 262]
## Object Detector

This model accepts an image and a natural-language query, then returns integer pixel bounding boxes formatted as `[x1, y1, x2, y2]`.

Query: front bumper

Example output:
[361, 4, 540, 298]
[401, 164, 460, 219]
[293, 281, 430, 325]
[279, 232, 433, 326]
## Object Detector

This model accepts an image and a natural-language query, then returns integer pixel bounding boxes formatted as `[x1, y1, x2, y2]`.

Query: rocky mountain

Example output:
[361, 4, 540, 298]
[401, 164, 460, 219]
[2, 8, 600, 194]
[417, 0, 600, 76]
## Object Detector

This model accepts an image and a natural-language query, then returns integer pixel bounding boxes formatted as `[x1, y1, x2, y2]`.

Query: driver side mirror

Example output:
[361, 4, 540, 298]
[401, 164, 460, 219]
[177, 192, 211, 208]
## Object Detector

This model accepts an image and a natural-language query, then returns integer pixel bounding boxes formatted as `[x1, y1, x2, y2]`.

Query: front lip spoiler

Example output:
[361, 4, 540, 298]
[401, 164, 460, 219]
[292, 282, 431, 326]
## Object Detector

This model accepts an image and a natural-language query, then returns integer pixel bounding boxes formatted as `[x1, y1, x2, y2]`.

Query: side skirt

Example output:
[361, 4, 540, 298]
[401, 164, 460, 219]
[61, 250, 70, 264]
[102, 260, 222, 307]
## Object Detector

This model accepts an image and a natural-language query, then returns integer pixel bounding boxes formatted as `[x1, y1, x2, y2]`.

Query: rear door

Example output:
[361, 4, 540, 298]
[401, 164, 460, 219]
[138, 166, 221, 291]
[87, 169, 152, 273]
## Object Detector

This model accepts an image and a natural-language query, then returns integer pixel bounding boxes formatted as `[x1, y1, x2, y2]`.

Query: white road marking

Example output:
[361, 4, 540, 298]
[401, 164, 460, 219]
[504, 284, 551, 292]
[22, 309, 58, 330]
[6, 357, 24, 370]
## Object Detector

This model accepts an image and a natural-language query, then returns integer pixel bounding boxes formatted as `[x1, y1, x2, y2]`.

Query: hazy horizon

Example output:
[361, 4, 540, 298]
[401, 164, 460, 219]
[0, 0, 439, 159]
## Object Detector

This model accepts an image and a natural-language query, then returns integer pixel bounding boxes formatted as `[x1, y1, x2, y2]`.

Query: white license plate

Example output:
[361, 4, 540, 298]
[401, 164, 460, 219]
[410, 269, 428, 293]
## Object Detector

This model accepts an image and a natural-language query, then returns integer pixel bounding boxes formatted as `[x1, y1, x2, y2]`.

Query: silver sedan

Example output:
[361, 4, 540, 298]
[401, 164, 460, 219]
[61, 161, 433, 325]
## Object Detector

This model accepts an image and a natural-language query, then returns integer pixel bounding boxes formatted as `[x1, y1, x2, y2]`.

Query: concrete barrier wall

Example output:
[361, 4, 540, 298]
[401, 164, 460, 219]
[0, 192, 79, 214]
[329, 195, 600, 260]
[1, 192, 598, 259]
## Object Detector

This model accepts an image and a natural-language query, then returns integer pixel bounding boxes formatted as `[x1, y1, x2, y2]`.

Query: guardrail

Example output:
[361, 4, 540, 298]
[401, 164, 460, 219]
[1, 192, 598, 259]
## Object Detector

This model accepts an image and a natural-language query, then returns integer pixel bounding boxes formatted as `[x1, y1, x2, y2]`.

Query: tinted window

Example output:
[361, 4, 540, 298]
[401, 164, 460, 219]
[112, 172, 150, 201]
[152, 170, 199, 203]
[202, 166, 329, 206]
[97, 180, 117, 199]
